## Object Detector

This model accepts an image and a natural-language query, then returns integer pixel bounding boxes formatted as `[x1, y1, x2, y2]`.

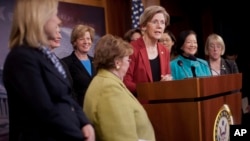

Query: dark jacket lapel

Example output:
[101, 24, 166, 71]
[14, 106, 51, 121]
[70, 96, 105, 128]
[70, 52, 94, 78]
[41, 54, 70, 87]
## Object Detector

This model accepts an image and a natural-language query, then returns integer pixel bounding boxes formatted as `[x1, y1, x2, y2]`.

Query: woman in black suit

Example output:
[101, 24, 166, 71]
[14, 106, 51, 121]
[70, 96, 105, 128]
[62, 24, 96, 108]
[3, 0, 95, 141]
[204, 33, 239, 75]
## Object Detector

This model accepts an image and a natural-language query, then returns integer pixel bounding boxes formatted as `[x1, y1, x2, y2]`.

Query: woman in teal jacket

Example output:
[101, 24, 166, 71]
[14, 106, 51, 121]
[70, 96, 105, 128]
[171, 30, 211, 80]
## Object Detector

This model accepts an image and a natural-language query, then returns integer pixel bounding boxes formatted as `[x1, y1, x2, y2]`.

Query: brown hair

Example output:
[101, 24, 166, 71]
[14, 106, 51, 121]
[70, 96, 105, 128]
[123, 28, 142, 42]
[139, 5, 170, 28]
[94, 34, 133, 70]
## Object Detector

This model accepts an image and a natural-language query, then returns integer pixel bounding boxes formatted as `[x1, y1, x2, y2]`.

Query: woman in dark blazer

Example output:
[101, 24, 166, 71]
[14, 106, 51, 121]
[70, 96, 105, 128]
[62, 24, 96, 108]
[204, 33, 239, 75]
[3, 0, 95, 141]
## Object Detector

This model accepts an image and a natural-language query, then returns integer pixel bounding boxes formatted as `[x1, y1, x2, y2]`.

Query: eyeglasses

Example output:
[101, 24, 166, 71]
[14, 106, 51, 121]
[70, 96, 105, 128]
[148, 20, 165, 26]
[209, 45, 222, 49]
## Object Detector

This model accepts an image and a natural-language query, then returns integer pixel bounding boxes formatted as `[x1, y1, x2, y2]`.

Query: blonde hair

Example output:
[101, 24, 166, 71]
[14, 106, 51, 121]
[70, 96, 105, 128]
[204, 33, 225, 55]
[139, 5, 170, 28]
[70, 24, 95, 49]
[9, 0, 59, 49]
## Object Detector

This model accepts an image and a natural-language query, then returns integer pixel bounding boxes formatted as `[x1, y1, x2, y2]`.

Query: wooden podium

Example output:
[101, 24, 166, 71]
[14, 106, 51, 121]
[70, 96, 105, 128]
[136, 73, 242, 141]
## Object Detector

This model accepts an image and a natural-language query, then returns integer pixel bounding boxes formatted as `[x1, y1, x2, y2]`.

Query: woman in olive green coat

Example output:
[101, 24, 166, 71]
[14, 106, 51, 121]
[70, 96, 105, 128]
[84, 34, 155, 141]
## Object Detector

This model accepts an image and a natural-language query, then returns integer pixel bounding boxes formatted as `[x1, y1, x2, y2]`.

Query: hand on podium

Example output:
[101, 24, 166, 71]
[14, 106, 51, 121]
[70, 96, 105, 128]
[161, 74, 173, 81]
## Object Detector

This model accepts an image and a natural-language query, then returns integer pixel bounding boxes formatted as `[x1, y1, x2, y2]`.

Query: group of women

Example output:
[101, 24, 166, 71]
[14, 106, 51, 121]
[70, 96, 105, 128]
[3, 1, 240, 141]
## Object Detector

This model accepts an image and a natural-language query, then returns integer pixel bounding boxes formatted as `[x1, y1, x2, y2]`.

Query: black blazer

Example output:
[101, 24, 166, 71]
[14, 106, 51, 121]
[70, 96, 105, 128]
[220, 58, 239, 75]
[61, 52, 96, 107]
[3, 45, 90, 141]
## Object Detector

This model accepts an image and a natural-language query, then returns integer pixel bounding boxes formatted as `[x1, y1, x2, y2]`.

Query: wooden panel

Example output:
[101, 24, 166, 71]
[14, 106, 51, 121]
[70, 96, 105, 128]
[60, 0, 105, 7]
[137, 78, 200, 100]
[143, 102, 201, 141]
[200, 92, 241, 141]
[200, 73, 242, 97]
[143, 92, 241, 141]
[142, 0, 160, 8]
[138, 74, 242, 141]
[201, 96, 224, 141]
[225, 92, 242, 124]
[137, 73, 242, 101]
[105, 0, 130, 36]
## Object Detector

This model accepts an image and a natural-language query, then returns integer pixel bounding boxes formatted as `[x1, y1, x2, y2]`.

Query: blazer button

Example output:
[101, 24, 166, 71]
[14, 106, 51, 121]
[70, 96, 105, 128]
[71, 107, 75, 111]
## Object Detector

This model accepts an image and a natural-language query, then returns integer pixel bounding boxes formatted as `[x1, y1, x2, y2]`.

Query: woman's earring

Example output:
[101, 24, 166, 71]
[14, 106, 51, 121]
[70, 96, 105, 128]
[116, 65, 120, 70]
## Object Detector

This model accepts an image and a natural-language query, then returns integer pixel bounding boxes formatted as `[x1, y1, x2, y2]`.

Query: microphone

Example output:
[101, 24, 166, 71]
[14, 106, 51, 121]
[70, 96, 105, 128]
[191, 66, 196, 77]
[188, 55, 220, 75]
[177, 60, 189, 79]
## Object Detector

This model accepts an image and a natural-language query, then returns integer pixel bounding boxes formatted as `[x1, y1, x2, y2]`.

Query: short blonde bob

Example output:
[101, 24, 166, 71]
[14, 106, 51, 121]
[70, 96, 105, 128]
[204, 33, 225, 55]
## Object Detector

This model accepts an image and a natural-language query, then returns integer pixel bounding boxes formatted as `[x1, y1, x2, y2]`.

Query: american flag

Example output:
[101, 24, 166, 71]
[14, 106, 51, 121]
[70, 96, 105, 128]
[131, 0, 144, 28]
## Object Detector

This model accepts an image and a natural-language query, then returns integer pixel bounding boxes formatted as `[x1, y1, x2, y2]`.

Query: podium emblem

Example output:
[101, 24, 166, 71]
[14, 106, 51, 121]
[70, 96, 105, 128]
[213, 104, 233, 141]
